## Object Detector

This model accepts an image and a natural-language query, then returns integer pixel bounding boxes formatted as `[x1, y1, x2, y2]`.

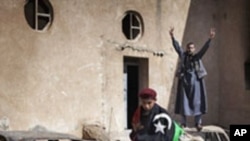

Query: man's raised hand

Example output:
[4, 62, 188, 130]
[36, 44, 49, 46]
[169, 27, 174, 37]
[210, 28, 216, 39]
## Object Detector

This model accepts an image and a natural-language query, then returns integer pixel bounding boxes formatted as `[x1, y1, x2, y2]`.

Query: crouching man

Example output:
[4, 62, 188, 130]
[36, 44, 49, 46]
[129, 88, 184, 141]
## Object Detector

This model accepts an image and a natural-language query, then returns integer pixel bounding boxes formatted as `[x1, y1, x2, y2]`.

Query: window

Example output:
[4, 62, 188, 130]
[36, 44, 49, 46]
[24, 0, 53, 31]
[122, 11, 144, 40]
[245, 62, 250, 90]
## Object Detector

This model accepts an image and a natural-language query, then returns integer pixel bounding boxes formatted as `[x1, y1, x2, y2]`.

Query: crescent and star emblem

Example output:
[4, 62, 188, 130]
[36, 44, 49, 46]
[153, 113, 172, 134]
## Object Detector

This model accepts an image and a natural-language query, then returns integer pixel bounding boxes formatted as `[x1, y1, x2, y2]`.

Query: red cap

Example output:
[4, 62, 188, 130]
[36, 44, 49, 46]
[138, 88, 157, 100]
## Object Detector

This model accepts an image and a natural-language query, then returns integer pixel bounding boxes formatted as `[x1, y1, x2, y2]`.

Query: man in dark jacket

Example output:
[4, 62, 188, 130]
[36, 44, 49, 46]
[169, 27, 215, 131]
[129, 88, 183, 141]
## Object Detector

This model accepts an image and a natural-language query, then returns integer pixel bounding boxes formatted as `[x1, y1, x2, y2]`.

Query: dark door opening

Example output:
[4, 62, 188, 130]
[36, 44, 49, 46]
[126, 65, 139, 129]
[124, 57, 148, 129]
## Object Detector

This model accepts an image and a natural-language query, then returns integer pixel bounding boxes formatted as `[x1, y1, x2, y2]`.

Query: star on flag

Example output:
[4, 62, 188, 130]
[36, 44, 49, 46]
[154, 120, 166, 134]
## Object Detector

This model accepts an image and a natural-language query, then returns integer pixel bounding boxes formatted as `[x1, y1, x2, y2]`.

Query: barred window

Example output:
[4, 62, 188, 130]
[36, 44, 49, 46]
[122, 11, 144, 40]
[24, 0, 53, 31]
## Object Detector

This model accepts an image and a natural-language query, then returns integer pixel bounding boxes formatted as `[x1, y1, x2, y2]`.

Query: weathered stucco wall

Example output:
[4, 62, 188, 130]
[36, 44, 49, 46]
[0, 0, 106, 133]
[2, 0, 249, 137]
[0, 0, 191, 135]
[218, 0, 250, 128]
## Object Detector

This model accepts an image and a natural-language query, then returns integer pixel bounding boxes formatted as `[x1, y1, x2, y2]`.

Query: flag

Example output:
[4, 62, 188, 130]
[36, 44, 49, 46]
[130, 104, 184, 141]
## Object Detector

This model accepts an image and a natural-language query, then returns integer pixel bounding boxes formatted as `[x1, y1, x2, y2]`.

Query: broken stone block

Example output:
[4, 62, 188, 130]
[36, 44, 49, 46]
[82, 124, 110, 141]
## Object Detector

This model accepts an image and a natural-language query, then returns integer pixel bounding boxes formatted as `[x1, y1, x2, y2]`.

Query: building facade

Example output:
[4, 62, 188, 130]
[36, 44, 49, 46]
[0, 0, 249, 138]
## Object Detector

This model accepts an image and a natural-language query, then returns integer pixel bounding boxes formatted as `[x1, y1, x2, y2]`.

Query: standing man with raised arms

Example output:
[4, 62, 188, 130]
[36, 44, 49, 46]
[169, 27, 216, 131]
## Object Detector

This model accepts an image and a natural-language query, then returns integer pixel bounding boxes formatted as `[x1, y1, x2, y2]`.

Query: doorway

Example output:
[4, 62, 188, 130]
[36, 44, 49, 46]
[123, 57, 148, 129]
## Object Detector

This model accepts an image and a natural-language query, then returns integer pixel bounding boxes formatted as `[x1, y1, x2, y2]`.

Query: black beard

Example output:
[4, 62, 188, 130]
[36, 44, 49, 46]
[187, 52, 193, 55]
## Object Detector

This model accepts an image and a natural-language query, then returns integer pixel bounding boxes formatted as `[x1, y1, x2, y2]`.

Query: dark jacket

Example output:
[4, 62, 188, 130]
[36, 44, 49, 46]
[130, 104, 176, 141]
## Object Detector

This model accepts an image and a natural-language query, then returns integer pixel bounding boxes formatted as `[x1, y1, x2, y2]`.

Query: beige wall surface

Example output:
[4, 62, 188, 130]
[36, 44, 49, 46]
[0, 0, 191, 135]
[0, 0, 249, 137]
